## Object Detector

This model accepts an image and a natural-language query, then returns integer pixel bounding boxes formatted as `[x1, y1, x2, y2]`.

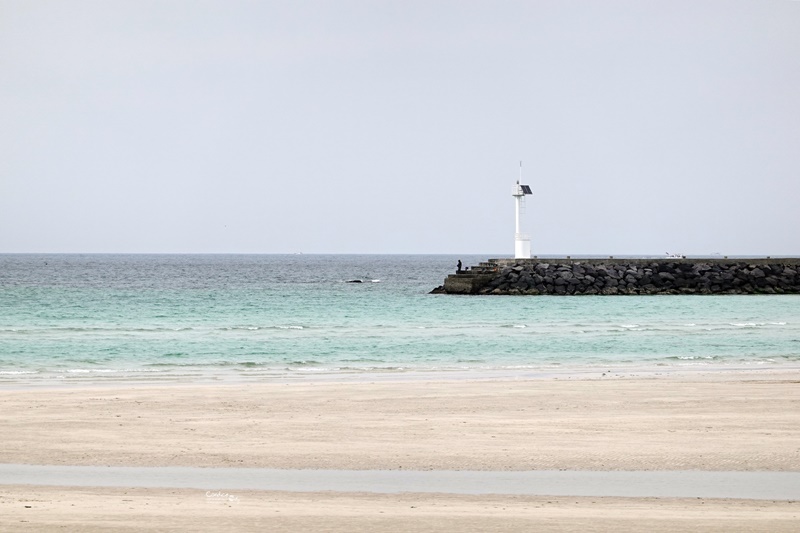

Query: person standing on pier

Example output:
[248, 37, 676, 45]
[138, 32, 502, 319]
[457, 260, 462, 273]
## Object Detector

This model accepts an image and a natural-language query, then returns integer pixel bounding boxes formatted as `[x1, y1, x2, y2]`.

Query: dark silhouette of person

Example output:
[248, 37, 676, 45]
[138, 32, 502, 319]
[457, 259, 462, 273]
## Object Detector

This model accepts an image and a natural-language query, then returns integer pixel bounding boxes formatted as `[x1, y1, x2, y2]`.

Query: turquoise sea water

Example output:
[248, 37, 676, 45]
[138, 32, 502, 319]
[1, 254, 799, 385]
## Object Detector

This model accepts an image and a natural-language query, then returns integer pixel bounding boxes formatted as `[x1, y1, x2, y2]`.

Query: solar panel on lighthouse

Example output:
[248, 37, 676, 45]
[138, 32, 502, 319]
[520, 185, 532, 195]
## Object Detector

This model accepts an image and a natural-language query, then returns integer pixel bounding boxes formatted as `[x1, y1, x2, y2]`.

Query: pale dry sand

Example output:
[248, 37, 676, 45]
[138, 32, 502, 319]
[1, 371, 799, 531]
[2, 486, 799, 532]
[0, 371, 798, 470]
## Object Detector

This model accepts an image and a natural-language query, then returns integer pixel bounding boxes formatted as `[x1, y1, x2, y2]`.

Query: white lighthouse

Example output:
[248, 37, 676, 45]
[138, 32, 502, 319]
[512, 162, 533, 259]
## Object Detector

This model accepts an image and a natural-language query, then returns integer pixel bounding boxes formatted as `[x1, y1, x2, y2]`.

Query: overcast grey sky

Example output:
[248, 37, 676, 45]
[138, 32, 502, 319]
[1, 1, 798, 255]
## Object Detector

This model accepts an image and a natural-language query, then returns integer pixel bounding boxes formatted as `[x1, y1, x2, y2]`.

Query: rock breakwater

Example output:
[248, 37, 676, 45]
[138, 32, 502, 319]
[432, 258, 800, 295]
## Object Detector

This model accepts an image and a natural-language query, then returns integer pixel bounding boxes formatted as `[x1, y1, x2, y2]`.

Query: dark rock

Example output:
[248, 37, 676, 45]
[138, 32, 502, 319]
[435, 259, 800, 295]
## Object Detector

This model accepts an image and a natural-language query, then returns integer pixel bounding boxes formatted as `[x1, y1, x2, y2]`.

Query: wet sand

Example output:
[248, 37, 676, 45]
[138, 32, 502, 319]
[2, 466, 799, 500]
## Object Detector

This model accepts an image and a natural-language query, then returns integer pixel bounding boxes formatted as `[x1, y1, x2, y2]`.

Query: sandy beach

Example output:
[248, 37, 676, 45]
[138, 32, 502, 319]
[2, 487, 798, 532]
[2, 371, 798, 471]
[1, 370, 798, 530]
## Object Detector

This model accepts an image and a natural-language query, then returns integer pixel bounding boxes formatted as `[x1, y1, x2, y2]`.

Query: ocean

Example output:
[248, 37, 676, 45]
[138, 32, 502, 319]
[1, 254, 798, 386]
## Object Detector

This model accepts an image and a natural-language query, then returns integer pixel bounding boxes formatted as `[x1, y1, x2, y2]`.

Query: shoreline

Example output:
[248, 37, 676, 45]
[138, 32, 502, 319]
[2, 362, 799, 392]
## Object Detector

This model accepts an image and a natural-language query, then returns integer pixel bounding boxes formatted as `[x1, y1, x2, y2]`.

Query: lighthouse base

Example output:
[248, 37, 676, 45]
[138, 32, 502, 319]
[514, 235, 531, 259]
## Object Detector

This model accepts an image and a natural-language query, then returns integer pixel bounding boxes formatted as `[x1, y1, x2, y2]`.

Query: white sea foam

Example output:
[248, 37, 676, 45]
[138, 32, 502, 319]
[64, 368, 118, 374]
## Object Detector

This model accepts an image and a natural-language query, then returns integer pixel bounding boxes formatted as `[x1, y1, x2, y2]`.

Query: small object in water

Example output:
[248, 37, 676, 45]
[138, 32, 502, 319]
[347, 279, 363, 283]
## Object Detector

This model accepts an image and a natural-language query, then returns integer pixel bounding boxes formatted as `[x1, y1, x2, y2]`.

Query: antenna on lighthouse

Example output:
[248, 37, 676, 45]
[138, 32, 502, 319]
[512, 161, 533, 259]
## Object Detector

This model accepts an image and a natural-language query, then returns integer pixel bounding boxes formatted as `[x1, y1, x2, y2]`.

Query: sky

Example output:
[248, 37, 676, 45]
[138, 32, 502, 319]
[1, 0, 798, 255]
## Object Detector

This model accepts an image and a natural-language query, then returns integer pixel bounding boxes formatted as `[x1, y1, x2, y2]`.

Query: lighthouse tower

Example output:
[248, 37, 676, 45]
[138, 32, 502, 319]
[512, 162, 533, 259]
